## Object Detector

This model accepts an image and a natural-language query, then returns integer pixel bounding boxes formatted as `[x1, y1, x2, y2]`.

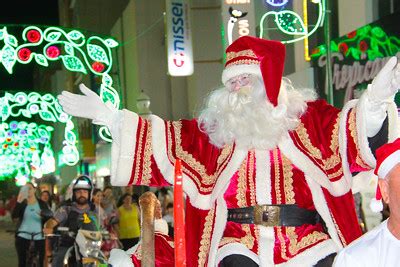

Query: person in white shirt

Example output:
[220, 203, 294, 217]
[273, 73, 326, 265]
[334, 138, 400, 267]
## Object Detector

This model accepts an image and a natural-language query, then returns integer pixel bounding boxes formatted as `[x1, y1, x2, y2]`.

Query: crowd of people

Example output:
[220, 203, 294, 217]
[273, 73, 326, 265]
[5, 177, 174, 267]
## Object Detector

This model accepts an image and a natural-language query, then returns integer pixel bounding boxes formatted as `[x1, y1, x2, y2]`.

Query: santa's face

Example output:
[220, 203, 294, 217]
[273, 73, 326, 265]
[198, 74, 310, 150]
[226, 73, 251, 92]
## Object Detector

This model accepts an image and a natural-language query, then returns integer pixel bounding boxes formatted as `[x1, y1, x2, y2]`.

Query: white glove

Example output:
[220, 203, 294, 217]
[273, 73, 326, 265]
[365, 57, 400, 137]
[369, 56, 400, 103]
[57, 83, 118, 128]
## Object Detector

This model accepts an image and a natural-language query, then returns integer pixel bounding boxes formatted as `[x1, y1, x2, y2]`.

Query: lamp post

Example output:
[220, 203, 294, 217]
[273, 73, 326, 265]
[136, 90, 152, 118]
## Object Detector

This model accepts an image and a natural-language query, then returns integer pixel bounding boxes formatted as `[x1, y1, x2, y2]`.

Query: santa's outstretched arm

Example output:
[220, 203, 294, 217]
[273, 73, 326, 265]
[358, 57, 400, 157]
[58, 84, 218, 211]
[58, 85, 144, 186]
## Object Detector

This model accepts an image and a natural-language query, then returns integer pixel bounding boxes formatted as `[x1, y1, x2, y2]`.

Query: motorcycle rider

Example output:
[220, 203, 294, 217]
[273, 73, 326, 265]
[43, 175, 99, 267]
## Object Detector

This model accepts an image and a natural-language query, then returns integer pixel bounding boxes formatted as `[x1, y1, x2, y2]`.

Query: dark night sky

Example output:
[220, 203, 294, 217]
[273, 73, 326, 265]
[0, 1, 59, 91]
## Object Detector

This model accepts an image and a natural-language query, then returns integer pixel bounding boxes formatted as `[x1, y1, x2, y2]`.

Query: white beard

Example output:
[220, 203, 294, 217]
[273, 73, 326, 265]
[198, 77, 316, 150]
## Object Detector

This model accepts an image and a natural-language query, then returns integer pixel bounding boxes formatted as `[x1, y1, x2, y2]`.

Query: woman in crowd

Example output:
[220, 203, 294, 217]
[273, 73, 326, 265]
[117, 193, 141, 250]
[94, 188, 121, 256]
[40, 190, 53, 211]
[12, 183, 52, 267]
[101, 186, 117, 218]
[92, 188, 105, 228]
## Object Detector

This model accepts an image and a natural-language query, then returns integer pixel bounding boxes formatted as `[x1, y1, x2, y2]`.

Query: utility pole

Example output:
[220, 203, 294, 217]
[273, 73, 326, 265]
[324, 0, 334, 105]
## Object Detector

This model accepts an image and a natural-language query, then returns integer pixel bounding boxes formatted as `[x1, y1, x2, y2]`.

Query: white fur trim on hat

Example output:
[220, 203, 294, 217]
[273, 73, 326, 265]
[377, 150, 400, 178]
[221, 64, 262, 84]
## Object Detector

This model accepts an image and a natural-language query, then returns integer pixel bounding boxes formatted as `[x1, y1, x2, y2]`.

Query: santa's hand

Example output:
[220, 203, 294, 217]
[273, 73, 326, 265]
[57, 83, 118, 128]
[369, 56, 400, 102]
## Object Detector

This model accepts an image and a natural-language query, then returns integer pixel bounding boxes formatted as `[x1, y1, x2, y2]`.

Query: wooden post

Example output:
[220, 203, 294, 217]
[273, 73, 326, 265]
[139, 191, 158, 267]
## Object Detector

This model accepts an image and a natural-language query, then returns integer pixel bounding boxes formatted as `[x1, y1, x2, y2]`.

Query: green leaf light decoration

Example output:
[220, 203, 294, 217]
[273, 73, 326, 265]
[259, 0, 325, 44]
[0, 25, 120, 185]
[0, 25, 120, 143]
[62, 55, 87, 74]
[275, 11, 306, 35]
[310, 25, 400, 61]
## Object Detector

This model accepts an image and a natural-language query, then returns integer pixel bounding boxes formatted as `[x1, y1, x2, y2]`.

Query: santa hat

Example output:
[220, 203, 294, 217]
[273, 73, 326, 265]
[221, 36, 286, 107]
[370, 138, 400, 212]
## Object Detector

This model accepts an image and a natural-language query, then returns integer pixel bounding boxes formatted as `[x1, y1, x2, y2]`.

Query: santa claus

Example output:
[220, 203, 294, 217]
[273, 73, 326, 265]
[58, 36, 400, 266]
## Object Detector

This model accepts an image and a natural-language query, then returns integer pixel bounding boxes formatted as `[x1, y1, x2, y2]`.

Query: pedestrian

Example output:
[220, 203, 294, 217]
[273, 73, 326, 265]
[117, 193, 140, 250]
[334, 138, 400, 266]
[12, 183, 52, 267]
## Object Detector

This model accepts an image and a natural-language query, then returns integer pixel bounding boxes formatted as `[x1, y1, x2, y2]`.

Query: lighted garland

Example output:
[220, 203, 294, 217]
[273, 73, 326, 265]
[0, 91, 79, 167]
[259, 0, 325, 44]
[0, 121, 55, 182]
[0, 25, 120, 142]
[310, 25, 400, 61]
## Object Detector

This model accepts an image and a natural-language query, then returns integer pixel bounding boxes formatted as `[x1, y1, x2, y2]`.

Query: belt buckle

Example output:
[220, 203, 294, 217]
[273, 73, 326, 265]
[254, 205, 280, 227]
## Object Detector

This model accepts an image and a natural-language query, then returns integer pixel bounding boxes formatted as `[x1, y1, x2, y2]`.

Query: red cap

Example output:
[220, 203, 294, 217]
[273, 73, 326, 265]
[221, 36, 286, 107]
[370, 138, 400, 212]
[374, 138, 400, 178]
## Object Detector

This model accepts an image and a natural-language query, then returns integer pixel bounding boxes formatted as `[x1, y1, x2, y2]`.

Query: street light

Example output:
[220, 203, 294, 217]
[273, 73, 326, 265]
[136, 90, 152, 118]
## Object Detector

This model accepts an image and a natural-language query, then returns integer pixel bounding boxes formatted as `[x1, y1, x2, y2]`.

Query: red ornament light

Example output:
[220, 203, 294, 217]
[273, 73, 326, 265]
[18, 48, 32, 61]
[92, 61, 105, 73]
[359, 40, 368, 53]
[311, 47, 320, 55]
[6, 137, 12, 142]
[3, 144, 8, 149]
[347, 31, 357, 39]
[27, 29, 41, 43]
[338, 43, 349, 55]
[46, 45, 60, 58]
[13, 142, 19, 147]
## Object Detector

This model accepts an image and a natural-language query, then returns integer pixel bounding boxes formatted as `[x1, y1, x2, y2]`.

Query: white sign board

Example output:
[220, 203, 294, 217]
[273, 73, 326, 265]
[166, 0, 194, 76]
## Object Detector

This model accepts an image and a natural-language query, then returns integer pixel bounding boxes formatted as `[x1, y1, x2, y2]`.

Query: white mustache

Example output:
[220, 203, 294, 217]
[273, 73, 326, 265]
[228, 86, 253, 108]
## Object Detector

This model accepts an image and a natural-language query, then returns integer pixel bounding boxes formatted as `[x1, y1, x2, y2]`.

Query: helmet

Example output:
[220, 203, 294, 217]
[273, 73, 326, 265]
[72, 175, 94, 202]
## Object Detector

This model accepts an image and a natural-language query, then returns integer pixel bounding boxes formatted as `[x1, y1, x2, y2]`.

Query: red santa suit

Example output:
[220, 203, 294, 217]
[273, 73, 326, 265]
[107, 37, 399, 266]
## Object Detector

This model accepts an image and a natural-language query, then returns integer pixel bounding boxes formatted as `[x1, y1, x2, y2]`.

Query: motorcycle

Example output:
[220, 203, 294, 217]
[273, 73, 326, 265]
[47, 226, 109, 267]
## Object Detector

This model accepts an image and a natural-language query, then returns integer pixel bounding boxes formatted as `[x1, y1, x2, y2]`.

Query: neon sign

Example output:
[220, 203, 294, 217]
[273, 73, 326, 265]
[265, 0, 289, 7]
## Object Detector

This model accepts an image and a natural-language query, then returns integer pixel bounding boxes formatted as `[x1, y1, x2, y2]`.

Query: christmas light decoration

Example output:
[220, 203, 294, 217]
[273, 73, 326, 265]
[265, 0, 289, 7]
[0, 25, 120, 142]
[0, 92, 79, 173]
[310, 25, 400, 61]
[259, 0, 325, 44]
[0, 120, 55, 181]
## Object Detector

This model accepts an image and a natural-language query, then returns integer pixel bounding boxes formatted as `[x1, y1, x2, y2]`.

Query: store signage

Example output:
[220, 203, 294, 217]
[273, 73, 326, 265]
[166, 0, 194, 76]
[311, 12, 400, 107]
[221, 0, 255, 46]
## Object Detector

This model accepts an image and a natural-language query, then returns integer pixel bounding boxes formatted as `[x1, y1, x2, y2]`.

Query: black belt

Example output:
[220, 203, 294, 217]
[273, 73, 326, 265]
[227, 204, 322, 227]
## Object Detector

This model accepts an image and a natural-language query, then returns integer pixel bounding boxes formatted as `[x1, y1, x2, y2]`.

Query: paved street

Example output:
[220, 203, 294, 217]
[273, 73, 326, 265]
[0, 220, 18, 267]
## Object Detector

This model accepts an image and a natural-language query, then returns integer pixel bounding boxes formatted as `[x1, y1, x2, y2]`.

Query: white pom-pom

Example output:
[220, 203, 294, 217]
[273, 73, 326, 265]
[369, 198, 383, 213]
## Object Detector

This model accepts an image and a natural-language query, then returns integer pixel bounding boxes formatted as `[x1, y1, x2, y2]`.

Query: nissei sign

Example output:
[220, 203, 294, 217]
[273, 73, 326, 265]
[166, 0, 193, 76]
